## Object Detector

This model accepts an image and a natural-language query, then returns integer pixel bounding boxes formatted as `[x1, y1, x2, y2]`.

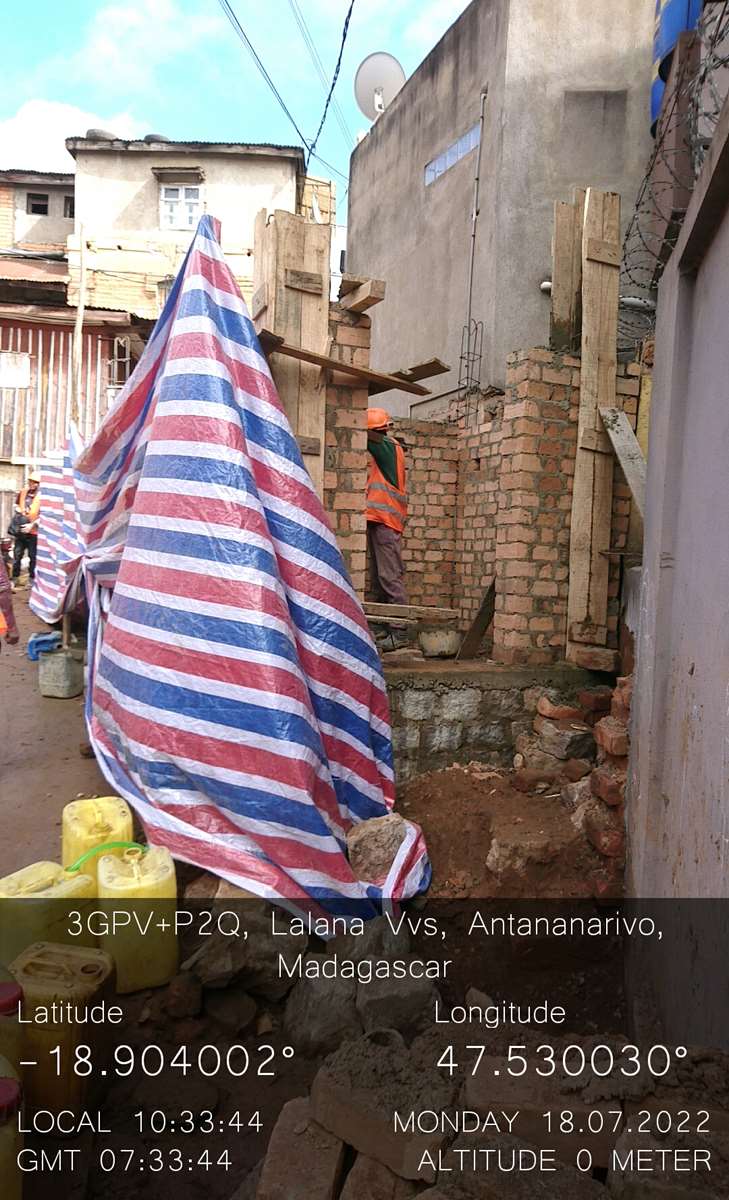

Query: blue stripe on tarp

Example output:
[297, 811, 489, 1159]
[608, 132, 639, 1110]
[97, 652, 328, 762]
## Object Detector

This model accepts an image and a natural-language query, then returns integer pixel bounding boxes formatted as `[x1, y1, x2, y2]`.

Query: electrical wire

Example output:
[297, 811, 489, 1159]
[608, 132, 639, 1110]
[286, 0, 354, 147]
[306, 0, 356, 168]
[215, 0, 349, 184]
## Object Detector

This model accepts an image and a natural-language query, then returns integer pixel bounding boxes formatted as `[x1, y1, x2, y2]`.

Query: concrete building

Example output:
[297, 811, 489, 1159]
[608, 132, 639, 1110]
[65, 136, 334, 319]
[347, 0, 655, 414]
[0, 170, 75, 252]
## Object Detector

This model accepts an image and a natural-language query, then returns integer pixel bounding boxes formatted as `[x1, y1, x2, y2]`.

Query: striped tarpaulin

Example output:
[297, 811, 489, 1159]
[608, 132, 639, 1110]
[74, 215, 429, 915]
[30, 428, 85, 624]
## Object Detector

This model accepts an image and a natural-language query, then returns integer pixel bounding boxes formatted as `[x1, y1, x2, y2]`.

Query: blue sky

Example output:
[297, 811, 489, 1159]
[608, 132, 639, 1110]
[0, 0, 469, 205]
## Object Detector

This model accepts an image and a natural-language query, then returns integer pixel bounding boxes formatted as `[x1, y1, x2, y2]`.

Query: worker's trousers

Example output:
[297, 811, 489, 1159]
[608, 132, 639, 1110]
[367, 521, 407, 604]
[12, 533, 37, 580]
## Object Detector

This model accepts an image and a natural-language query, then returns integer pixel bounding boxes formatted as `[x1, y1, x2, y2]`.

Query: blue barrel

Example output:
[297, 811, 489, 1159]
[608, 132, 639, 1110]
[654, 0, 703, 82]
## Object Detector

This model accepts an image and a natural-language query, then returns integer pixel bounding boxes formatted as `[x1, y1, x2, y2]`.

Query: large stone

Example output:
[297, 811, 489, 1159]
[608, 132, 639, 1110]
[594, 716, 629, 758]
[583, 798, 625, 859]
[608, 1127, 729, 1198]
[204, 985, 256, 1033]
[561, 776, 593, 812]
[400, 689, 435, 721]
[348, 813, 409, 883]
[423, 721, 464, 753]
[355, 958, 437, 1034]
[283, 966, 362, 1056]
[191, 903, 306, 999]
[228, 1160, 263, 1200]
[532, 714, 596, 761]
[514, 732, 563, 772]
[310, 1031, 457, 1182]
[439, 687, 481, 721]
[183, 872, 220, 901]
[257, 1097, 346, 1200]
[164, 972, 203, 1019]
[340, 1155, 420, 1199]
[329, 915, 411, 964]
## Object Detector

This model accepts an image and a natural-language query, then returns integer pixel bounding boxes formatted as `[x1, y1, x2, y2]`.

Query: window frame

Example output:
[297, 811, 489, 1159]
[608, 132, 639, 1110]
[159, 183, 203, 231]
[26, 192, 49, 215]
[63, 195, 75, 219]
[424, 122, 481, 187]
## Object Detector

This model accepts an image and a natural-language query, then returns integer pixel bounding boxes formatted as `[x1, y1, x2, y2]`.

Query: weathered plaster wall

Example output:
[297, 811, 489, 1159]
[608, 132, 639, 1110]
[347, 0, 654, 415]
[13, 184, 74, 248]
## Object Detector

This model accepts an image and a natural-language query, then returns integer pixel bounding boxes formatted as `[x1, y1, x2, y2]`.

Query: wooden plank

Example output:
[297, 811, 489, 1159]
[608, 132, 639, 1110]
[297, 219, 331, 496]
[455, 578, 496, 661]
[364, 602, 458, 622]
[368, 357, 450, 395]
[251, 283, 268, 321]
[566, 188, 621, 649]
[580, 427, 612, 454]
[259, 329, 430, 396]
[599, 407, 647, 519]
[339, 273, 371, 297]
[586, 237, 621, 267]
[297, 435, 321, 455]
[339, 277, 386, 313]
[550, 189, 585, 352]
[284, 268, 324, 295]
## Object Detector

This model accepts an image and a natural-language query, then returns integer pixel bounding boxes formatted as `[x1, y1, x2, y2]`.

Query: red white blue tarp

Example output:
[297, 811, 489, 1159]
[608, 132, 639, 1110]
[30, 427, 85, 624]
[65, 215, 428, 916]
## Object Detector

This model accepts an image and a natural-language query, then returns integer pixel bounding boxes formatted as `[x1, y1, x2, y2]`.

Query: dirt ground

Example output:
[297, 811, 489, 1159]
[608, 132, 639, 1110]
[0, 593, 107, 877]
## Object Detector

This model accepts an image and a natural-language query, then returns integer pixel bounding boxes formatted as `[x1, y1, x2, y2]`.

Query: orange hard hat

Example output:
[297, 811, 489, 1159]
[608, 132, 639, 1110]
[367, 407, 390, 430]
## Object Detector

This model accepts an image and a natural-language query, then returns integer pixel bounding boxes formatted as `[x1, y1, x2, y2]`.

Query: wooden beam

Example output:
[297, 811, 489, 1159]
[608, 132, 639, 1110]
[251, 283, 268, 321]
[368, 357, 451, 395]
[296, 435, 321, 456]
[259, 328, 430, 396]
[586, 237, 621, 267]
[550, 188, 585, 352]
[284, 268, 324, 295]
[363, 602, 458, 623]
[599, 407, 646, 519]
[339, 277, 386, 313]
[455, 578, 496, 661]
[339, 273, 371, 297]
[566, 188, 621, 651]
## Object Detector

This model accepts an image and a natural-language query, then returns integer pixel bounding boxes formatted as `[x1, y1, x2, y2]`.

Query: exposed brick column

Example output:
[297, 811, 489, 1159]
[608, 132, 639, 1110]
[0, 185, 14, 248]
[323, 307, 370, 597]
[492, 349, 580, 665]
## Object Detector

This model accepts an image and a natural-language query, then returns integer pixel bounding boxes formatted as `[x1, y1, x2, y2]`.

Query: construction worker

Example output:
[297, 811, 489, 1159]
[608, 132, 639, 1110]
[366, 407, 408, 604]
[11, 470, 41, 584]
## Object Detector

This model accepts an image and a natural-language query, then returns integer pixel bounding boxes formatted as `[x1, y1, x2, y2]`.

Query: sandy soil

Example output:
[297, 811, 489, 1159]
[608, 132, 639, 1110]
[0, 594, 107, 877]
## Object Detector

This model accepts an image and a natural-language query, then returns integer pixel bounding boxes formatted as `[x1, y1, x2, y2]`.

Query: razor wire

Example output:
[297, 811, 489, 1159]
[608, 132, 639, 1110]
[619, 1, 729, 353]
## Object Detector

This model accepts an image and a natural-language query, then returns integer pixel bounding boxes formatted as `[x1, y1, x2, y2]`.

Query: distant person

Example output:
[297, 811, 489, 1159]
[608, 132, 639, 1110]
[366, 408, 408, 605]
[0, 552, 19, 651]
[10, 470, 40, 585]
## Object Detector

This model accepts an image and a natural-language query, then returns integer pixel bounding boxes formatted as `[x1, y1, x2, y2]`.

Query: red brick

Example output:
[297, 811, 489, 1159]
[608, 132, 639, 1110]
[591, 761, 627, 807]
[578, 686, 613, 713]
[594, 715, 629, 758]
[583, 799, 625, 860]
[537, 695, 583, 721]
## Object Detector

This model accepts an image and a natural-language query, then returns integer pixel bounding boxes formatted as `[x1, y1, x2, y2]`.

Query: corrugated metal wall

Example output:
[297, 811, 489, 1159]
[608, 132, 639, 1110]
[0, 319, 117, 533]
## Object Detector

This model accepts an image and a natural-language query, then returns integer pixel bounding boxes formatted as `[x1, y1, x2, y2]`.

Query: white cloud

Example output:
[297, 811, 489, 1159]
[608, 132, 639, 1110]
[65, 0, 225, 93]
[0, 100, 143, 172]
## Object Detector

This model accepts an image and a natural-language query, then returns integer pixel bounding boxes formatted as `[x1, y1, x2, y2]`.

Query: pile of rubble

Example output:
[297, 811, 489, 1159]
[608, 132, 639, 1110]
[511, 675, 634, 896]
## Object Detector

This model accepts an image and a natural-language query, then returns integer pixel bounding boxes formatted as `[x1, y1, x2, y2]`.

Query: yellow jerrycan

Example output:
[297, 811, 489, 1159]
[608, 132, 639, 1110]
[9, 941, 114, 1119]
[62, 797, 133, 887]
[0, 1066, 22, 1200]
[97, 846, 178, 993]
[0, 862, 95, 966]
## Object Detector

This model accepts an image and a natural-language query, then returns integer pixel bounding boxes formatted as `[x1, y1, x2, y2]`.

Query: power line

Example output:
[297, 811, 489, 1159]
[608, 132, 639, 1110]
[286, 0, 354, 147]
[215, 0, 349, 184]
[306, 0, 356, 168]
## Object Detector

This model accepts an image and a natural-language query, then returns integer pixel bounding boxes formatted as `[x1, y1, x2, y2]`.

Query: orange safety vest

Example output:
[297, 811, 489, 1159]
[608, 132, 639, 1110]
[17, 486, 40, 528]
[366, 439, 407, 533]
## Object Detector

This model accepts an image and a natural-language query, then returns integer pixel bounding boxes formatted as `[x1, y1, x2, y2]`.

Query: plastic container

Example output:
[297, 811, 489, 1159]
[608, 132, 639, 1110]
[38, 647, 84, 698]
[27, 630, 62, 662]
[0, 982, 23, 1077]
[0, 862, 96, 965]
[0, 1073, 22, 1200]
[97, 846, 179, 993]
[10, 942, 114, 1118]
[62, 797, 134, 887]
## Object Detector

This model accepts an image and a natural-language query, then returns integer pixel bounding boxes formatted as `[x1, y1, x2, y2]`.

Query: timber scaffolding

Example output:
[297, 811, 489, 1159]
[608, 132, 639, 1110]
[254, 200, 649, 672]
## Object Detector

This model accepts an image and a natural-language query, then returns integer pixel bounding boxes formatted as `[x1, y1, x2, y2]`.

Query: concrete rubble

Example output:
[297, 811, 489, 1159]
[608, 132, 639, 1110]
[347, 812, 409, 882]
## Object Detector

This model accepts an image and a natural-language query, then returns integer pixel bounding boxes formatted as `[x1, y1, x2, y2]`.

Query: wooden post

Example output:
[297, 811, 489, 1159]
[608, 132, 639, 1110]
[252, 210, 331, 496]
[566, 188, 621, 659]
[550, 187, 585, 352]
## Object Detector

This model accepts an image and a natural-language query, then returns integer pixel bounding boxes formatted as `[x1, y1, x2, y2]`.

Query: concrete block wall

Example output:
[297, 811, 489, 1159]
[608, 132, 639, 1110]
[323, 306, 371, 596]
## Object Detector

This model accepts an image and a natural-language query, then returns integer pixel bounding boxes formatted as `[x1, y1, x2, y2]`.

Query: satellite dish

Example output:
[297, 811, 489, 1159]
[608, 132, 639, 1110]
[354, 52, 406, 122]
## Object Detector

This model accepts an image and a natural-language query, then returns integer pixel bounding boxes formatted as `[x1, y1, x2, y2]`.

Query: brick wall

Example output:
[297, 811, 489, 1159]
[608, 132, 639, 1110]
[453, 393, 506, 638]
[491, 349, 641, 666]
[387, 419, 459, 608]
[323, 306, 370, 597]
[0, 184, 14, 248]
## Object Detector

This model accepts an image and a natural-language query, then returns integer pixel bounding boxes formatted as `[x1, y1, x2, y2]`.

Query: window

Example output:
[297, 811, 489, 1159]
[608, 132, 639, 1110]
[64, 195, 75, 219]
[424, 122, 481, 186]
[26, 192, 49, 215]
[159, 184, 201, 230]
[110, 337, 132, 387]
